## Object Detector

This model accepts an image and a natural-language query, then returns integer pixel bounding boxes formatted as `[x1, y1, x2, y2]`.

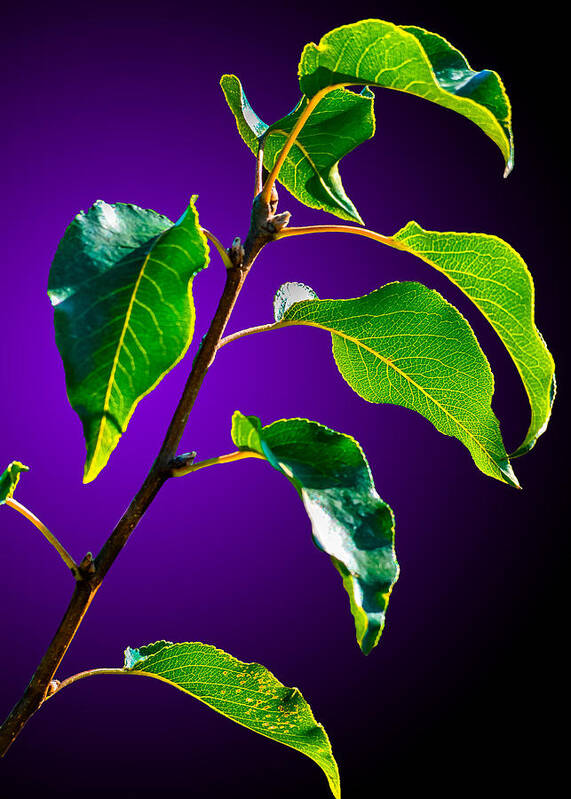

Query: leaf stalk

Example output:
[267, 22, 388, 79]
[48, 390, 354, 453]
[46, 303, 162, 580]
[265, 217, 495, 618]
[260, 86, 343, 204]
[275, 224, 394, 246]
[202, 228, 234, 270]
[171, 449, 265, 477]
[5, 497, 79, 577]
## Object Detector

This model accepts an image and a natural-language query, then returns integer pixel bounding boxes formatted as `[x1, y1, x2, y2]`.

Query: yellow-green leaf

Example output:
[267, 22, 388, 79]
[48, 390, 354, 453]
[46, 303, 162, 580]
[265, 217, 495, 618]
[275, 281, 518, 487]
[389, 223, 555, 455]
[220, 74, 375, 222]
[123, 641, 340, 798]
[298, 19, 513, 174]
[0, 462, 29, 505]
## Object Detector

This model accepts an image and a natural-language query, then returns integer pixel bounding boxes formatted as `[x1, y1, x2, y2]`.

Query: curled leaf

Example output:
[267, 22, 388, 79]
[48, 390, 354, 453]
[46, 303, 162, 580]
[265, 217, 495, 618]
[298, 19, 513, 174]
[232, 412, 398, 654]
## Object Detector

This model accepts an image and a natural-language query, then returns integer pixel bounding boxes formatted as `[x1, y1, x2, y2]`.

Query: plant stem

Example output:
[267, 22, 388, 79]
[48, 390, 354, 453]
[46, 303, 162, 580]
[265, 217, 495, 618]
[275, 224, 394, 247]
[49, 668, 128, 695]
[0, 193, 277, 757]
[255, 143, 265, 196]
[171, 449, 265, 478]
[5, 497, 78, 577]
[218, 322, 282, 350]
[260, 86, 342, 205]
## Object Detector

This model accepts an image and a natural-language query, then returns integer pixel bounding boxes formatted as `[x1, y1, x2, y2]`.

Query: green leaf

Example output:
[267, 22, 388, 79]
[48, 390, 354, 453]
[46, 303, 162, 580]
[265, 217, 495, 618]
[220, 74, 375, 222]
[388, 222, 555, 455]
[231, 412, 398, 655]
[123, 640, 340, 798]
[298, 19, 513, 175]
[0, 462, 29, 504]
[48, 197, 209, 483]
[275, 281, 518, 487]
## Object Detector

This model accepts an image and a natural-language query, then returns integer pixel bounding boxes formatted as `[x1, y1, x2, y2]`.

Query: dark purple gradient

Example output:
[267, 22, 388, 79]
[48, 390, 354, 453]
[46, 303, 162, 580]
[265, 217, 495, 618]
[1, 2, 566, 796]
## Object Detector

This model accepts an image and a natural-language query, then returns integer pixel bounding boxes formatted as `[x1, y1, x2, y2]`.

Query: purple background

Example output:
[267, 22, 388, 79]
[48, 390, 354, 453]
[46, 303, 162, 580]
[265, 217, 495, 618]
[1, 2, 566, 796]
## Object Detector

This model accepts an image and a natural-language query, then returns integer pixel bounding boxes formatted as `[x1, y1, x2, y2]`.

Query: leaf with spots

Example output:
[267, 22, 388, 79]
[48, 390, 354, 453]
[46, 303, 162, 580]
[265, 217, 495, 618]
[386, 223, 555, 455]
[298, 19, 513, 175]
[122, 640, 340, 798]
[0, 462, 29, 505]
[270, 281, 518, 486]
[48, 197, 209, 482]
[231, 412, 398, 654]
[220, 74, 375, 222]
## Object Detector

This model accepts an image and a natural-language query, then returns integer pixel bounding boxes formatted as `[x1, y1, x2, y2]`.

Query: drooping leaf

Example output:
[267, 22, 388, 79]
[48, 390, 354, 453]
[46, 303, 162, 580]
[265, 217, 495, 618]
[220, 74, 375, 222]
[0, 462, 29, 504]
[122, 640, 340, 798]
[274, 281, 518, 487]
[48, 197, 209, 483]
[385, 222, 556, 455]
[231, 412, 398, 654]
[298, 19, 513, 175]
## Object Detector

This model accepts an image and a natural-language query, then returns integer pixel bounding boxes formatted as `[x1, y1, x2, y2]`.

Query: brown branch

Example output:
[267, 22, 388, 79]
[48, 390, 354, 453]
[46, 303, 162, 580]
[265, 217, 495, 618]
[0, 194, 277, 757]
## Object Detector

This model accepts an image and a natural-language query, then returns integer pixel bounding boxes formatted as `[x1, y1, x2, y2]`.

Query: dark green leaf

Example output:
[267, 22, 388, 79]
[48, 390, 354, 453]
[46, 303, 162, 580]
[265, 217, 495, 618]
[0, 462, 29, 504]
[48, 197, 209, 482]
[220, 74, 375, 222]
[274, 281, 518, 487]
[123, 640, 340, 798]
[389, 222, 555, 455]
[231, 412, 398, 654]
[298, 19, 513, 175]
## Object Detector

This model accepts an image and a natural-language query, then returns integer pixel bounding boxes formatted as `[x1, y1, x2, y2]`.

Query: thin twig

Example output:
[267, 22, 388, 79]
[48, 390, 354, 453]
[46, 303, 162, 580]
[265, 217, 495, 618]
[0, 188, 274, 757]
[255, 142, 265, 196]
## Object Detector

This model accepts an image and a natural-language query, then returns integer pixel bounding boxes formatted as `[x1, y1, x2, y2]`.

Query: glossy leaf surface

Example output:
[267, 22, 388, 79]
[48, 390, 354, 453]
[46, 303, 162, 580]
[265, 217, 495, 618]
[220, 74, 375, 222]
[231, 412, 398, 654]
[48, 197, 209, 482]
[275, 281, 518, 486]
[0, 462, 29, 504]
[123, 640, 340, 797]
[389, 222, 555, 455]
[298, 19, 513, 174]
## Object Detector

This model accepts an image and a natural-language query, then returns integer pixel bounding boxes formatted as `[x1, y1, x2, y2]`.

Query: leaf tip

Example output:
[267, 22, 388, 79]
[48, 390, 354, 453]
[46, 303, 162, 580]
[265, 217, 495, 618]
[500, 458, 520, 489]
[0, 461, 30, 504]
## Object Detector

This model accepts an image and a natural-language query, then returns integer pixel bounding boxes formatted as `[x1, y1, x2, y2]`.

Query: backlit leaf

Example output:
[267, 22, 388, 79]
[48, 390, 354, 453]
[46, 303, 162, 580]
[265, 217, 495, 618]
[274, 281, 518, 486]
[388, 222, 555, 455]
[220, 74, 375, 222]
[0, 462, 29, 504]
[123, 640, 340, 798]
[48, 197, 209, 482]
[231, 412, 398, 654]
[298, 19, 513, 174]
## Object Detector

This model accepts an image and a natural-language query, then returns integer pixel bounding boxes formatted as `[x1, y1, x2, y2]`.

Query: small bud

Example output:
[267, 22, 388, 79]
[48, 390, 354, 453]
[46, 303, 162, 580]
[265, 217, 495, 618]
[265, 211, 291, 235]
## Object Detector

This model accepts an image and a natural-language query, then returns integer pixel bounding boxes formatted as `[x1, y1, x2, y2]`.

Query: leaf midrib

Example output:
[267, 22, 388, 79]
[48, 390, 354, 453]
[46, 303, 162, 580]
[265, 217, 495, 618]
[128, 668, 336, 761]
[277, 318, 505, 477]
[270, 128, 351, 213]
[89, 230, 167, 473]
